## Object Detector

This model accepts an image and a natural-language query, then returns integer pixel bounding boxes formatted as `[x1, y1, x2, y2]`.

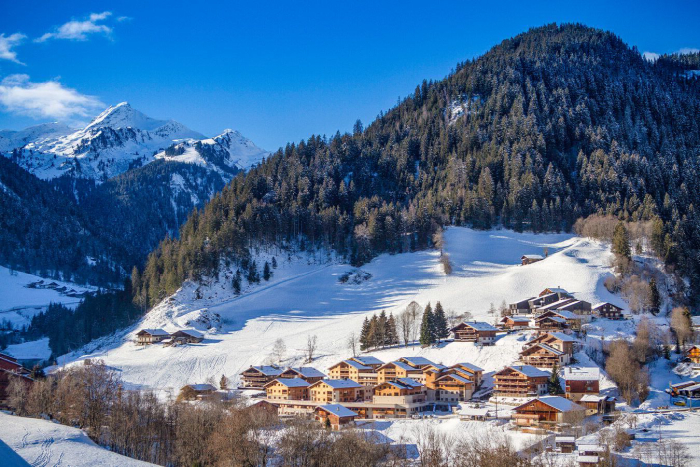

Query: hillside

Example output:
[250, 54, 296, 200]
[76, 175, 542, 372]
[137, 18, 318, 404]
[136, 23, 700, 310]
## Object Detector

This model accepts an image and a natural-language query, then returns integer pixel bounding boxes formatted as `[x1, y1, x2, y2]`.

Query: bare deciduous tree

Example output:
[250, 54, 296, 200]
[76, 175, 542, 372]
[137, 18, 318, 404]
[272, 338, 286, 366]
[670, 307, 692, 351]
[305, 334, 318, 363]
[347, 332, 358, 357]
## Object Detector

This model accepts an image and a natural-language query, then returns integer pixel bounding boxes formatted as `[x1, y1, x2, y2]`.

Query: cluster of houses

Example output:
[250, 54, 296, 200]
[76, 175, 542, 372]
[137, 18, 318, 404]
[135, 328, 204, 346]
[240, 357, 484, 423]
[0, 352, 33, 408]
[668, 379, 700, 408]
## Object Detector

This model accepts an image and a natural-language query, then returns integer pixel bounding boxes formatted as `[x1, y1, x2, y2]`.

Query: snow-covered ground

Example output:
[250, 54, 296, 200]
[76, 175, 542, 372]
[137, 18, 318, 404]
[0, 266, 96, 329]
[0, 412, 154, 466]
[57, 228, 624, 393]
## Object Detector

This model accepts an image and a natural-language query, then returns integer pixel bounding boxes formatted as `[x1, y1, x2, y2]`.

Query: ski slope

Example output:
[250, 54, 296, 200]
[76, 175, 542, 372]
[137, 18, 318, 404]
[58, 228, 625, 394]
[0, 412, 154, 466]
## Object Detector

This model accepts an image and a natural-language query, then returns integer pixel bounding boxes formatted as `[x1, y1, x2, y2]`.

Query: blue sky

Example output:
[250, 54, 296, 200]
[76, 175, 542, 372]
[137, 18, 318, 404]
[1, 1, 699, 151]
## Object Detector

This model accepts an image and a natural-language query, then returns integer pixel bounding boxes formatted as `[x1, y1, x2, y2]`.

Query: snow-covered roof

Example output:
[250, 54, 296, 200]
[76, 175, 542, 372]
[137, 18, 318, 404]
[383, 361, 420, 372]
[522, 254, 544, 259]
[542, 287, 568, 294]
[272, 378, 310, 388]
[399, 357, 435, 367]
[176, 329, 203, 338]
[437, 373, 472, 385]
[187, 383, 216, 391]
[692, 316, 700, 327]
[545, 332, 577, 342]
[452, 362, 484, 373]
[317, 379, 362, 389]
[680, 383, 700, 392]
[537, 298, 575, 311]
[579, 394, 614, 402]
[462, 321, 498, 331]
[521, 396, 584, 412]
[460, 407, 490, 417]
[670, 380, 696, 389]
[592, 302, 622, 310]
[509, 365, 549, 378]
[383, 378, 423, 390]
[252, 366, 284, 376]
[342, 359, 372, 370]
[318, 404, 357, 418]
[542, 316, 567, 323]
[563, 367, 600, 381]
[527, 343, 564, 356]
[139, 328, 169, 336]
[287, 367, 325, 378]
[549, 310, 578, 319]
[555, 436, 575, 443]
[351, 356, 383, 366]
[577, 455, 600, 463]
[577, 444, 604, 452]
[503, 315, 530, 322]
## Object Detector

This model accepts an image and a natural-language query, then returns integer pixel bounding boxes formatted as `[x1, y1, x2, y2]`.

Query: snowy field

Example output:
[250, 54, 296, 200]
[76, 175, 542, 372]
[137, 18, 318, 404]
[0, 412, 154, 466]
[58, 228, 625, 393]
[0, 266, 96, 329]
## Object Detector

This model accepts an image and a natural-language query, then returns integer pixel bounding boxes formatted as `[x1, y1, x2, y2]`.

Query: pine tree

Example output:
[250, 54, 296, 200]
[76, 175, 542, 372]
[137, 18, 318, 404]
[360, 317, 371, 351]
[368, 314, 379, 349]
[420, 303, 434, 346]
[377, 310, 388, 347]
[433, 301, 449, 342]
[649, 277, 661, 315]
[247, 260, 259, 283]
[272, 256, 278, 268]
[386, 313, 398, 346]
[612, 222, 631, 259]
[232, 269, 242, 294]
[263, 261, 272, 281]
[548, 364, 563, 394]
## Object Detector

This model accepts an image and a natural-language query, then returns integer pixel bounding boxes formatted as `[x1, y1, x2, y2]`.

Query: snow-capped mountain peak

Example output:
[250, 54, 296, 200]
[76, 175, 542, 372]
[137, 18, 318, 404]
[0, 103, 263, 181]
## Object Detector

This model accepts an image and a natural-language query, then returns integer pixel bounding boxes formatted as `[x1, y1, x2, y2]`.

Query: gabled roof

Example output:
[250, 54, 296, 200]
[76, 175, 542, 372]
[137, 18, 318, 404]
[541, 287, 568, 294]
[436, 373, 473, 385]
[502, 315, 530, 323]
[452, 362, 484, 373]
[505, 365, 550, 378]
[250, 365, 284, 376]
[317, 404, 357, 418]
[522, 254, 544, 260]
[515, 396, 585, 413]
[0, 352, 17, 361]
[285, 367, 325, 378]
[559, 300, 590, 309]
[520, 343, 564, 356]
[174, 329, 203, 338]
[452, 321, 498, 332]
[138, 328, 169, 336]
[395, 377, 423, 388]
[592, 302, 623, 311]
[537, 298, 576, 311]
[267, 378, 310, 388]
[314, 379, 362, 389]
[335, 359, 371, 370]
[399, 356, 435, 367]
[351, 356, 383, 366]
[543, 332, 577, 343]
[579, 394, 614, 402]
[546, 310, 578, 319]
[379, 361, 420, 372]
[540, 316, 566, 323]
[563, 366, 600, 381]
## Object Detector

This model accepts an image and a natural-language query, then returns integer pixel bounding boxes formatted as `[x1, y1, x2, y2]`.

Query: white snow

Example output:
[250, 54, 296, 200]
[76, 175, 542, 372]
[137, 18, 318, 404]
[0, 266, 96, 329]
[4, 337, 51, 361]
[0, 412, 154, 466]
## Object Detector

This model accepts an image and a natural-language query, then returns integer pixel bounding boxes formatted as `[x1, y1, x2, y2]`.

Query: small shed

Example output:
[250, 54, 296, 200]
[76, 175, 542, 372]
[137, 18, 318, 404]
[521, 254, 544, 265]
[555, 436, 576, 453]
[459, 406, 490, 421]
[315, 404, 358, 430]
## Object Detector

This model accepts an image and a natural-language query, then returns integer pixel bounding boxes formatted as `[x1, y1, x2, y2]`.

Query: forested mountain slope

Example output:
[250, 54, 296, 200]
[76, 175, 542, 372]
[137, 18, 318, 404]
[137, 24, 700, 307]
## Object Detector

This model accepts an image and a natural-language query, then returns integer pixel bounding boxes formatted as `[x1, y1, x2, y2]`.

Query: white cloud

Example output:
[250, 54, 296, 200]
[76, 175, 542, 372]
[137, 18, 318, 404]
[0, 74, 103, 121]
[643, 51, 659, 62]
[36, 12, 113, 42]
[0, 33, 26, 64]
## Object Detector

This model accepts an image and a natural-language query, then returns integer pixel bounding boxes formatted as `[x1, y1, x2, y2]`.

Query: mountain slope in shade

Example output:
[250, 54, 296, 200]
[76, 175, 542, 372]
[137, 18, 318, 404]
[0, 103, 267, 181]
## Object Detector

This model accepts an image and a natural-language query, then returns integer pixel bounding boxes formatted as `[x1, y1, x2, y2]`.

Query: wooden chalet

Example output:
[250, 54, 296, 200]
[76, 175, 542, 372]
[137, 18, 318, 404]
[521, 254, 544, 265]
[509, 297, 535, 314]
[539, 287, 569, 297]
[555, 436, 576, 453]
[512, 396, 586, 427]
[170, 329, 204, 344]
[432, 373, 474, 402]
[135, 328, 170, 345]
[578, 395, 616, 415]
[397, 356, 437, 370]
[309, 379, 363, 403]
[183, 383, 216, 400]
[373, 378, 427, 404]
[529, 292, 565, 311]
[265, 378, 310, 400]
[536, 310, 581, 331]
[348, 356, 384, 369]
[247, 400, 280, 416]
[493, 365, 549, 398]
[686, 345, 700, 364]
[526, 332, 576, 358]
[240, 365, 284, 388]
[314, 404, 358, 430]
[563, 367, 600, 402]
[519, 343, 566, 369]
[450, 321, 498, 345]
[500, 315, 531, 330]
[592, 302, 624, 320]
[0, 353, 33, 407]
[279, 367, 326, 383]
[534, 298, 576, 316]
[376, 361, 423, 383]
[448, 362, 484, 387]
[576, 444, 605, 466]
[536, 315, 568, 331]
[327, 359, 377, 386]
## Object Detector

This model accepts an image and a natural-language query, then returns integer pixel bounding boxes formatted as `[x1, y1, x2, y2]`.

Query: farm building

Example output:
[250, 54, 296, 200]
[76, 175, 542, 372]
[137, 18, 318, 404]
[180, 383, 216, 400]
[170, 329, 204, 344]
[450, 321, 498, 345]
[265, 378, 310, 400]
[556, 299, 592, 315]
[493, 365, 549, 398]
[519, 343, 567, 368]
[135, 329, 170, 345]
[240, 365, 284, 388]
[521, 254, 544, 265]
[512, 396, 586, 427]
[592, 302, 624, 320]
[563, 367, 600, 401]
[314, 404, 358, 430]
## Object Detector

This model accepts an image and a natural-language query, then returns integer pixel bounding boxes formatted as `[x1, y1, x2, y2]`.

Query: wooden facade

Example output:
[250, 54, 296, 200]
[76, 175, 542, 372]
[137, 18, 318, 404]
[450, 322, 498, 345]
[521, 254, 544, 265]
[519, 343, 566, 368]
[309, 379, 363, 403]
[686, 345, 700, 364]
[512, 396, 586, 427]
[376, 361, 423, 383]
[265, 378, 310, 400]
[170, 329, 204, 344]
[433, 374, 474, 402]
[500, 315, 530, 330]
[240, 366, 283, 388]
[0, 354, 33, 407]
[493, 366, 548, 398]
[527, 333, 576, 357]
[536, 315, 568, 331]
[279, 367, 325, 384]
[314, 404, 357, 430]
[592, 302, 624, 320]
[135, 329, 170, 345]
